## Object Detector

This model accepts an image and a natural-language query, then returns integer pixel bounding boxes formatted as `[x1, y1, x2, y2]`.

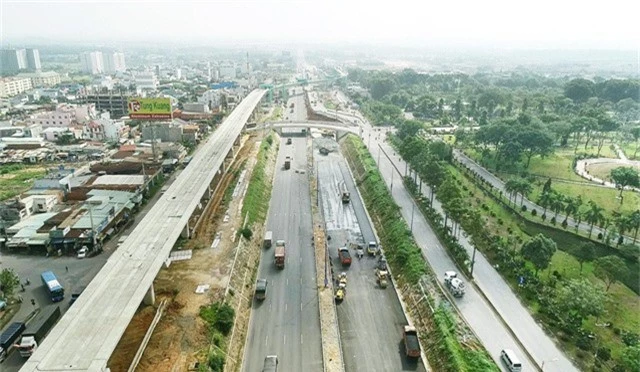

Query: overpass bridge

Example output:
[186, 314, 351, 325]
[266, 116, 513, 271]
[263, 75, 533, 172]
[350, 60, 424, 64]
[20, 89, 267, 372]
[247, 120, 361, 139]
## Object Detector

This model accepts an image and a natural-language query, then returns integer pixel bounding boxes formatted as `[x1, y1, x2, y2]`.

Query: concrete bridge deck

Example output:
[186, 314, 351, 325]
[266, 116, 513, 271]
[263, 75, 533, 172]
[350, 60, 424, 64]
[20, 89, 266, 372]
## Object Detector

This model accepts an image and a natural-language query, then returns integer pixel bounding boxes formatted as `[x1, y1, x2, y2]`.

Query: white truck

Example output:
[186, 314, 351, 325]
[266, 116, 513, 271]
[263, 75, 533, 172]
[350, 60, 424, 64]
[444, 271, 465, 298]
[17, 306, 61, 358]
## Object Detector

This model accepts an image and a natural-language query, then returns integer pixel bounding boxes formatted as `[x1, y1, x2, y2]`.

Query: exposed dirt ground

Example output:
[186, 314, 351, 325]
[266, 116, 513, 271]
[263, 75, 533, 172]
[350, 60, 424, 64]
[108, 135, 262, 372]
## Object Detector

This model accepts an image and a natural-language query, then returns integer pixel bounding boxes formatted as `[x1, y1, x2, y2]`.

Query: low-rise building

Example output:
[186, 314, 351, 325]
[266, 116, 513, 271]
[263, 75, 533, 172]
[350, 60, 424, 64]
[28, 103, 96, 128]
[16, 71, 62, 87]
[0, 77, 33, 98]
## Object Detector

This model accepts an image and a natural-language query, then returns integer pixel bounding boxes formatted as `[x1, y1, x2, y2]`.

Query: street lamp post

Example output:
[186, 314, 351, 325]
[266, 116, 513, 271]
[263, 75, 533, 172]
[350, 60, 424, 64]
[86, 200, 102, 250]
[410, 203, 415, 233]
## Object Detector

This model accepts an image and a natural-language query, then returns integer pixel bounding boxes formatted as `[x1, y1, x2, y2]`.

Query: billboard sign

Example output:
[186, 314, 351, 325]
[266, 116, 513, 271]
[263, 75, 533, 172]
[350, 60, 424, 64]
[127, 98, 172, 119]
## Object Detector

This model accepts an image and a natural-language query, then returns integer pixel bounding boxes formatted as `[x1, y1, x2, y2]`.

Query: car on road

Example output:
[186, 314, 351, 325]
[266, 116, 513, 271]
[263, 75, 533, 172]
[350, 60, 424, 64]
[255, 279, 268, 301]
[263, 355, 278, 372]
[77, 246, 89, 259]
[286, 138, 292, 145]
[367, 241, 378, 255]
[500, 349, 522, 372]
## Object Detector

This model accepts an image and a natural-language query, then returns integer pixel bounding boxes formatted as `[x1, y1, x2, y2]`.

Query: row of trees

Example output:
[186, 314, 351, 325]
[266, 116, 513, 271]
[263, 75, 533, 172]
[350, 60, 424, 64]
[348, 68, 640, 131]
[391, 123, 638, 370]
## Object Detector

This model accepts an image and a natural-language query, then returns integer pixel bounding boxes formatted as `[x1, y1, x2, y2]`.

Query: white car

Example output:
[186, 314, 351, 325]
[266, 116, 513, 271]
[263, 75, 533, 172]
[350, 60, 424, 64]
[77, 247, 89, 259]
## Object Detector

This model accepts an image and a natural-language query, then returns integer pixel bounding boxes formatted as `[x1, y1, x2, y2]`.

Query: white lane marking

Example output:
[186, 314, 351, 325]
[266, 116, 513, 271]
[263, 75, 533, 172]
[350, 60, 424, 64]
[286, 278, 289, 286]
[283, 335, 286, 345]
[300, 302, 303, 311]
[285, 303, 288, 312]
[266, 335, 268, 345]
[301, 333, 304, 344]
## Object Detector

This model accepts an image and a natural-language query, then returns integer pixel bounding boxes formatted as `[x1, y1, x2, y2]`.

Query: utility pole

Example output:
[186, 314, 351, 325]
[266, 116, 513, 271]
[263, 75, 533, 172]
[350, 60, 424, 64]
[151, 123, 157, 162]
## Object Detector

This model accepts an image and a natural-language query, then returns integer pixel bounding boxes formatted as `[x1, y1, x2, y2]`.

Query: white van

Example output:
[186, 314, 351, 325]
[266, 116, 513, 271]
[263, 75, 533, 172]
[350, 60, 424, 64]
[500, 349, 522, 372]
[264, 231, 273, 249]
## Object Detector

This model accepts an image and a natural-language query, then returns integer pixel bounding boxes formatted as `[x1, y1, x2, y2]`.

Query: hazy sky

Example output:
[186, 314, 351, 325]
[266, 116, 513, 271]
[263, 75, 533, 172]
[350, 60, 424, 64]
[1, 0, 639, 48]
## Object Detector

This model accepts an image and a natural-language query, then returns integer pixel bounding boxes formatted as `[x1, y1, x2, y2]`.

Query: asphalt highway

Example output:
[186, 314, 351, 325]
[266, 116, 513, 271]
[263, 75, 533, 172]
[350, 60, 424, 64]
[242, 93, 323, 372]
[317, 146, 426, 372]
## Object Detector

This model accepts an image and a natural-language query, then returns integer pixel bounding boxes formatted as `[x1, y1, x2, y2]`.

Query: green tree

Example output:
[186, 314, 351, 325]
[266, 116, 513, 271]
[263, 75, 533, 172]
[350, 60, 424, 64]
[505, 179, 520, 206]
[538, 191, 554, 218]
[521, 234, 557, 275]
[563, 197, 578, 226]
[554, 278, 605, 328]
[630, 126, 640, 159]
[594, 255, 628, 291]
[564, 78, 596, 103]
[629, 210, 640, 244]
[610, 167, 640, 204]
[0, 268, 20, 298]
[517, 128, 555, 168]
[576, 242, 596, 274]
[370, 77, 396, 100]
[422, 158, 447, 205]
[515, 179, 532, 206]
[585, 201, 605, 238]
[621, 345, 640, 372]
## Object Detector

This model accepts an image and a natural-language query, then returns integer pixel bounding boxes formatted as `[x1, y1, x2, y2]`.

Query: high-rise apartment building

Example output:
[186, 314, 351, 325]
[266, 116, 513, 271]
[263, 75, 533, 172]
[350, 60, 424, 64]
[80, 51, 104, 74]
[103, 52, 126, 74]
[1, 49, 29, 74]
[26, 49, 41, 71]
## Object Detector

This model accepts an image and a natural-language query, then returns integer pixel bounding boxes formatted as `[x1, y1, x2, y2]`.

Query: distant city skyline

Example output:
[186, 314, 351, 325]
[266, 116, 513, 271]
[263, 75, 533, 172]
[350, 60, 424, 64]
[1, 0, 638, 49]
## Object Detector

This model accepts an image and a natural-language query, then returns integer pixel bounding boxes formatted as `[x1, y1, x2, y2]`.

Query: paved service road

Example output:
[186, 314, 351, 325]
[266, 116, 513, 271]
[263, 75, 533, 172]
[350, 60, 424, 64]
[317, 148, 426, 372]
[360, 125, 577, 372]
[242, 93, 322, 372]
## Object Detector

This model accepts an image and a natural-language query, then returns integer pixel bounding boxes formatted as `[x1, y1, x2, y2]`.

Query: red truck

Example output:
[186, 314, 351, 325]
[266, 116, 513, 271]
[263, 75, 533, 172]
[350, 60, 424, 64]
[338, 247, 351, 267]
[402, 325, 421, 359]
[275, 240, 285, 269]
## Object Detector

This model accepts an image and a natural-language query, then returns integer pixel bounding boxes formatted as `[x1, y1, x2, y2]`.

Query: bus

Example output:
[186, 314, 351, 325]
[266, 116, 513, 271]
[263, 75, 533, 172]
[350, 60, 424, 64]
[41, 271, 64, 302]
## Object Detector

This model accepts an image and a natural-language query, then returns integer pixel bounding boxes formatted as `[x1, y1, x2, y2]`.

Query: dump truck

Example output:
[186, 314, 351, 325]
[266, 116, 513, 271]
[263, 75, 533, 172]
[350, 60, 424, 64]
[402, 325, 421, 359]
[284, 156, 291, 170]
[444, 271, 465, 297]
[0, 322, 26, 362]
[255, 279, 268, 301]
[17, 306, 61, 358]
[338, 246, 352, 266]
[274, 241, 285, 269]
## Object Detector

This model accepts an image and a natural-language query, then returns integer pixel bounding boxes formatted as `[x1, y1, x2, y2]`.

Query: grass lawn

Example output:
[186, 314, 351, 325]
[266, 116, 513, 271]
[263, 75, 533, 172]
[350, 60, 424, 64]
[450, 163, 640, 370]
[527, 148, 585, 182]
[465, 145, 638, 220]
[0, 165, 47, 201]
[620, 142, 640, 160]
[586, 162, 640, 182]
[323, 100, 337, 110]
[529, 181, 640, 221]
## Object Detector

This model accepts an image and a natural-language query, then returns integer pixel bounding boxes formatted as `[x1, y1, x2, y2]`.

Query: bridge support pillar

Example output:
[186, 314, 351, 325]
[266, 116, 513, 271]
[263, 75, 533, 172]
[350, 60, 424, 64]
[234, 136, 241, 146]
[181, 221, 190, 239]
[143, 283, 155, 305]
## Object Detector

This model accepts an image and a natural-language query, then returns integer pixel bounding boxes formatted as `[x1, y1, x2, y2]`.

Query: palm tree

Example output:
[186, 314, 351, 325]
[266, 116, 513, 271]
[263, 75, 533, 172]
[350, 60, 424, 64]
[538, 191, 554, 218]
[563, 197, 578, 226]
[584, 201, 605, 239]
[517, 180, 533, 207]
[551, 194, 565, 220]
[614, 215, 631, 246]
[505, 179, 519, 206]
[630, 210, 640, 244]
